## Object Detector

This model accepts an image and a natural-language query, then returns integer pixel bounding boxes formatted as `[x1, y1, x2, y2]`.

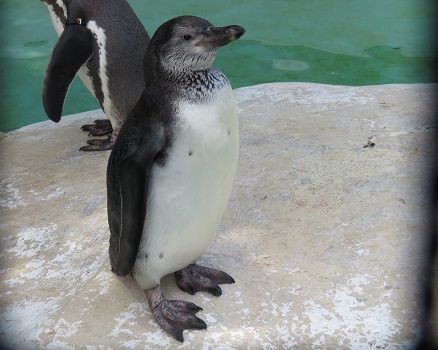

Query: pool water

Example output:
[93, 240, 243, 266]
[0, 0, 435, 132]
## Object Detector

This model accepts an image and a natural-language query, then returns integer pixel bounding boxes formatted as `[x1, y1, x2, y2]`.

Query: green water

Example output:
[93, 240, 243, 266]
[0, 0, 435, 132]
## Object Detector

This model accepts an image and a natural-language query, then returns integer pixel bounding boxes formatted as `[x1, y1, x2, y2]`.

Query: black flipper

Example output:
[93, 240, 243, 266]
[107, 110, 165, 276]
[42, 24, 93, 122]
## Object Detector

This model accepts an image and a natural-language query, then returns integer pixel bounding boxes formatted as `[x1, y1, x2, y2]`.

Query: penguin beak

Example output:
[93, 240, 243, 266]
[200, 25, 245, 48]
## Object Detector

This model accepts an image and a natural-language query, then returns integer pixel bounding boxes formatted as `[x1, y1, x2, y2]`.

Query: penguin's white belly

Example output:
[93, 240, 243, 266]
[133, 86, 239, 290]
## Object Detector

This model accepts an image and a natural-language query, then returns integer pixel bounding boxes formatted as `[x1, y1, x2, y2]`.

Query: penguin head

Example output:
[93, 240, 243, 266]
[148, 16, 245, 72]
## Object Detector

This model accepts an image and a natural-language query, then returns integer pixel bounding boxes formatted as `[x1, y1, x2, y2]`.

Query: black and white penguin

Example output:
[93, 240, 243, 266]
[107, 16, 245, 341]
[41, 0, 149, 151]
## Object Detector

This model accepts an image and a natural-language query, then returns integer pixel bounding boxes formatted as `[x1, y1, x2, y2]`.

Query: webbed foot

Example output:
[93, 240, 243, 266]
[81, 119, 113, 136]
[92, 119, 111, 125]
[145, 287, 206, 342]
[79, 135, 114, 151]
[175, 264, 235, 296]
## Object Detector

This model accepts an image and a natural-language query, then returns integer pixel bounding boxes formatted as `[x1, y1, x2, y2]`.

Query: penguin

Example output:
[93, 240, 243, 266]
[107, 16, 245, 341]
[41, 0, 149, 151]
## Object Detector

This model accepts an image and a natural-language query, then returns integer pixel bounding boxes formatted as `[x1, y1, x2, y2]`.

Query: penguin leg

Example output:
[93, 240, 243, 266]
[175, 264, 235, 297]
[145, 286, 207, 342]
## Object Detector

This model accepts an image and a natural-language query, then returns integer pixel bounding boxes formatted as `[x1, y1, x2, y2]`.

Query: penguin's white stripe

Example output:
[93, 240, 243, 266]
[55, 0, 67, 18]
[133, 85, 239, 290]
[46, 5, 64, 36]
[86, 21, 113, 120]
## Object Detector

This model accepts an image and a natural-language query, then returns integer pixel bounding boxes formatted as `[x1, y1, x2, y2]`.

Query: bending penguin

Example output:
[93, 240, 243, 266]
[41, 0, 149, 151]
[107, 16, 245, 341]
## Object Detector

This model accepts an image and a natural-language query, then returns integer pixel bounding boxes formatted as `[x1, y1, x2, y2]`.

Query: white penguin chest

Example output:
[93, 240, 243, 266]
[133, 86, 239, 289]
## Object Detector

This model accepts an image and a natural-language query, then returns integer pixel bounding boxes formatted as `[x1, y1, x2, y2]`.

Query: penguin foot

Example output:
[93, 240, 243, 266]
[93, 119, 111, 125]
[88, 127, 113, 137]
[82, 124, 113, 136]
[81, 119, 113, 136]
[86, 136, 111, 145]
[79, 135, 114, 151]
[175, 264, 235, 297]
[145, 287, 207, 342]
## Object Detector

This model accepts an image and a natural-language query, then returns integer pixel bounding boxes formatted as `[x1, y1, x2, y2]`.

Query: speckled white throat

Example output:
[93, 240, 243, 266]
[132, 83, 239, 290]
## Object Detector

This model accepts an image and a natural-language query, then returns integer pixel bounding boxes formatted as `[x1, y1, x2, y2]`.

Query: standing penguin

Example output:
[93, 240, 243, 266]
[107, 16, 245, 341]
[41, 0, 149, 151]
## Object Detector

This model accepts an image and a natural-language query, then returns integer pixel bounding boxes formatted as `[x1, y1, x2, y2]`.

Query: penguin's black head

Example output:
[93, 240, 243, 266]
[148, 16, 245, 72]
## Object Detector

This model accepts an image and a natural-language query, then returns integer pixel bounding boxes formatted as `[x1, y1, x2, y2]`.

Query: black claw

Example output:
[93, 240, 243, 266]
[188, 315, 208, 330]
[174, 330, 184, 342]
[209, 285, 222, 297]
[188, 285, 196, 295]
[184, 302, 203, 312]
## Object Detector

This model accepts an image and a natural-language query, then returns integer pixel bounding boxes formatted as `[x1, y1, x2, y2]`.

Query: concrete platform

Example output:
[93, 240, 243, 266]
[0, 83, 434, 349]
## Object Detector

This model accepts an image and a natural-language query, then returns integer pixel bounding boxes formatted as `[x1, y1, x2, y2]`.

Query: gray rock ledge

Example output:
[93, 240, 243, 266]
[0, 83, 435, 349]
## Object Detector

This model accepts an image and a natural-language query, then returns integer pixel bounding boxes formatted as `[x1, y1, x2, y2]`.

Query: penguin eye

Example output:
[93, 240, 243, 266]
[183, 34, 192, 41]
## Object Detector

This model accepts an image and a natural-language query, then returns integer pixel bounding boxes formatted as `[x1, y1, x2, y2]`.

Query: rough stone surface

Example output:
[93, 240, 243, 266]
[0, 83, 434, 349]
